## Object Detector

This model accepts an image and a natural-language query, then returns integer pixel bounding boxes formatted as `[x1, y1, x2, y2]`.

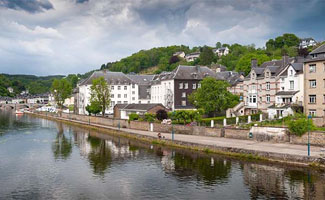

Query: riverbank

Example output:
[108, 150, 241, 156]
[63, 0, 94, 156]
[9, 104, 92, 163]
[27, 112, 325, 168]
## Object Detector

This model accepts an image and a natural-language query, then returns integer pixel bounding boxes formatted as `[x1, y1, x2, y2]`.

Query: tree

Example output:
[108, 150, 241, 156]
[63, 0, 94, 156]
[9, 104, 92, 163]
[199, 46, 214, 65]
[169, 55, 180, 64]
[156, 109, 168, 121]
[216, 42, 222, 49]
[51, 79, 72, 109]
[90, 77, 111, 116]
[189, 77, 239, 117]
[235, 53, 270, 75]
[86, 101, 102, 116]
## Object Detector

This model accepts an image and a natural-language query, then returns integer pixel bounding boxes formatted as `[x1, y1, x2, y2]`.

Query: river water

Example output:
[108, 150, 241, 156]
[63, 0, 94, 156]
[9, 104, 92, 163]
[0, 111, 324, 199]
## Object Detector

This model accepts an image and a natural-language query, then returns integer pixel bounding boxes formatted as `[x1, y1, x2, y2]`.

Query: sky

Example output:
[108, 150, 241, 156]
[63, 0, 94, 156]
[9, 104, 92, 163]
[0, 0, 324, 76]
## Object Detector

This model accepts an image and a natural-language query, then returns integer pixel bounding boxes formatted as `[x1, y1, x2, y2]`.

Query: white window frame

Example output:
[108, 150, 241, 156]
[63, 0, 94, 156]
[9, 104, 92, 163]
[289, 81, 294, 90]
[193, 83, 197, 89]
[266, 82, 270, 90]
[118, 86, 121, 90]
[266, 94, 270, 103]
[198, 83, 201, 88]
[182, 92, 186, 98]
[179, 83, 183, 89]
[309, 80, 316, 88]
[309, 95, 316, 104]
[124, 86, 127, 90]
[309, 64, 316, 73]
[181, 100, 186, 106]
[184, 83, 188, 89]
[309, 110, 316, 116]
[124, 94, 127, 98]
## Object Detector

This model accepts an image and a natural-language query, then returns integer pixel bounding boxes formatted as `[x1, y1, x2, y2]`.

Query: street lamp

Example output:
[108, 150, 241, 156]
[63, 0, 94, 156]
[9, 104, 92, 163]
[307, 114, 312, 156]
[171, 111, 176, 141]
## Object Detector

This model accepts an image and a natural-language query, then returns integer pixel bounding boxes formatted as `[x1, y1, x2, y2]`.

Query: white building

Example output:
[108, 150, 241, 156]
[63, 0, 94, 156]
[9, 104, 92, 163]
[77, 71, 153, 115]
[173, 51, 185, 58]
[299, 38, 317, 49]
[185, 52, 200, 62]
[213, 47, 229, 56]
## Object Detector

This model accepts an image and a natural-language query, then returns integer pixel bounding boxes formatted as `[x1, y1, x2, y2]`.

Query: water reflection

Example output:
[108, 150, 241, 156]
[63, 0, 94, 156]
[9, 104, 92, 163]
[52, 123, 72, 160]
[1, 112, 325, 199]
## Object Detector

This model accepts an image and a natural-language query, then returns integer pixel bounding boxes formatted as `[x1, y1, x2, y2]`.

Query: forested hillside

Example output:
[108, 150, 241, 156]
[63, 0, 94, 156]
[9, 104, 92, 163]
[101, 33, 319, 75]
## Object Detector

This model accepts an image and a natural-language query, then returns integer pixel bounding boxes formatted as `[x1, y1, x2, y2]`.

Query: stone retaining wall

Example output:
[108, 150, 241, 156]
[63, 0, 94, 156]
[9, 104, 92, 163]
[290, 131, 325, 146]
[224, 128, 248, 140]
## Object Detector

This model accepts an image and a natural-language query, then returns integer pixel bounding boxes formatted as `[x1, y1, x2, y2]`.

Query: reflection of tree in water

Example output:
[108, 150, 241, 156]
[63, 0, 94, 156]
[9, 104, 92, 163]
[173, 153, 231, 185]
[87, 135, 112, 176]
[52, 123, 72, 160]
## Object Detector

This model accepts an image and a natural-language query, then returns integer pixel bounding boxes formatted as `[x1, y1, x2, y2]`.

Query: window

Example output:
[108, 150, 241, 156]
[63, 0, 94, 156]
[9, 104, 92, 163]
[132, 84, 135, 88]
[132, 91, 135, 95]
[193, 83, 197, 89]
[111, 94, 114, 98]
[260, 84, 262, 90]
[240, 85, 243, 90]
[266, 94, 270, 103]
[111, 86, 114, 90]
[309, 64, 316, 73]
[309, 109, 316, 116]
[117, 101, 121, 104]
[252, 85, 256, 91]
[118, 94, 121, 98]
[132, 97, 135, 100]
[289, 70, 293, 76]
[124, 101, 128, 104]
[184, 83, 188, 89]
[147, 101, 150, 103]
[309, 95, 316, 104]
[251, 73, 255, 79]
[198, 83, 201, 88]
[124, 94, 127, 98]
[111, 101, 115, 106]
[182, 92, 186, 98]
[309, 80, 316, 88]
[266, 72, 270, 78]
[181, 101, 186, 106]
[118, 86, 121, 90]
[260, 97, 262, 102]
[290, 81, 294, 90]
[266, 82, 270, 90]
[139, 101, 141, 104]
[179, 83, 183, 89]
[124, 86, 127, 90]
[249, 95, 257, 103]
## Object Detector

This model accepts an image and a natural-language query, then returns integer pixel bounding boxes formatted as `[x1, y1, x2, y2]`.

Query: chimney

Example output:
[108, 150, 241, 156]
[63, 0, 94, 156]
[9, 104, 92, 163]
[282, 55, 289, 66]
[251, 59, 257, 68]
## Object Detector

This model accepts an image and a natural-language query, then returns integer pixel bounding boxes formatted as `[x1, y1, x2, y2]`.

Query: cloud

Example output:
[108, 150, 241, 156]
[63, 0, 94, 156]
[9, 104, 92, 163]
[0, 0, 324, 75]
[0, 0, 53, 13]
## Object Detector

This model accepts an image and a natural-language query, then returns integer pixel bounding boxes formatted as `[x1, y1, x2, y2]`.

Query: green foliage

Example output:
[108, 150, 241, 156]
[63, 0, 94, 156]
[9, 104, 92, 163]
[199, 46, 215, 65]
[189, 77, 239, 117]
[235, 53, 271, 75]
[103, 45, 190, 73]
[129, 113, 139, 121]
[90, 77, 111, 116]
[143, 113, 155, 122]
[51, 79, 72, 109]
[266, 33, 300, 50]
[173, 110, 202, 125]
[156, 109, 168, 121]
[288, 118, 314, 137]
[85, 101, 102, 116]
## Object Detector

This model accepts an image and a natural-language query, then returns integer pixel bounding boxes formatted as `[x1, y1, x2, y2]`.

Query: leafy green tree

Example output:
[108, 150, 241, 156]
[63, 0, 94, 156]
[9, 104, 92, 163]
[235, 53, 270, 75]
[189, 77, 239, 117]
[174, 110, 190, 125]
[66, 74, 79, 88]
[128, 113, 139, 121]
[90, 77, 111, 116]
[86, 101, 102, 116]
[216, 42, 222, 48]
[288, 118, 314, 137]
[51, 79, 72, 109]
[199, 46, 214, 65]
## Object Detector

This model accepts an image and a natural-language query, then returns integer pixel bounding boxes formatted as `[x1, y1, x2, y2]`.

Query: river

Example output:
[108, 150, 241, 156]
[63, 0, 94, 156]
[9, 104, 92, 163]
[0, 110, 324, 199]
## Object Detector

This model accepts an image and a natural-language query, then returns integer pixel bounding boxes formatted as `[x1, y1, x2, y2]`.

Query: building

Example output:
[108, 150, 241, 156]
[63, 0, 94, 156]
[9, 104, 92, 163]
[304, 43, 325, 117]
[77, 70, 154, 115]
[113, 103, 167, 119]
[227, 56, 305, 117]
[150, 65, 216, 110]
[173, 51, 185, 58]
[213, 47, 230, 56]
[185, 52, 200, 62]
[7, 87, 13, 93]
[299, 38, 317, 49]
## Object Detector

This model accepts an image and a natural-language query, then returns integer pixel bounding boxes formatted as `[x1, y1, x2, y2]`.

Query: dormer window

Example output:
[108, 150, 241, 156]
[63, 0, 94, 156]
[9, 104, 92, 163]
[266, 71, 270, 78]
[251, 72, 255, 79]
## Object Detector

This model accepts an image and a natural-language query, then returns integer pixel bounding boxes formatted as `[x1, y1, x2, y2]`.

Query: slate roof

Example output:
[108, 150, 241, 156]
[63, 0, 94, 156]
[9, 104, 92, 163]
[275, 91, 299, 96]
[116, 103, 166, 111]
[80, 71, 133, 86]
[310, 43, 325, 55]
[126, 74, 154, 85]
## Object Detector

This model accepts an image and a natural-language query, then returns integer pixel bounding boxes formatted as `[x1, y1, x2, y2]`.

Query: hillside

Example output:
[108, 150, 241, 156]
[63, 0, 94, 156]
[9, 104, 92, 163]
[100, 33, 318, 76]
[0, 74, 64, 97]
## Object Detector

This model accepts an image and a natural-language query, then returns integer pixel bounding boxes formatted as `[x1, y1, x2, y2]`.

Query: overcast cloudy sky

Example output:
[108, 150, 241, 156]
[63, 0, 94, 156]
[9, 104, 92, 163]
[0, 0, 324, 76]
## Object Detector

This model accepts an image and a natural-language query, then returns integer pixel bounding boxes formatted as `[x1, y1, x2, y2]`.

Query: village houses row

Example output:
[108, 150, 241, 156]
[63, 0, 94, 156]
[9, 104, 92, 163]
[74, 43, 325, 120]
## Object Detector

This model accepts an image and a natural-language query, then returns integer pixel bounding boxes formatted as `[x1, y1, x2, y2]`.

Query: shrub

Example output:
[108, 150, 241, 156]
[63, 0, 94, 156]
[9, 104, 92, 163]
[156, 109, 168, 121]
[128, 113, 139, 121]
[144, 113, 155, 122]
[288, 118, 314, 136]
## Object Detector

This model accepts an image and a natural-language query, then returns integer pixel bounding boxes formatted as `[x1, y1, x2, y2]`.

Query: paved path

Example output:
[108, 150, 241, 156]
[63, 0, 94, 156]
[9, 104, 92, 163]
[52, 115, 325, 159]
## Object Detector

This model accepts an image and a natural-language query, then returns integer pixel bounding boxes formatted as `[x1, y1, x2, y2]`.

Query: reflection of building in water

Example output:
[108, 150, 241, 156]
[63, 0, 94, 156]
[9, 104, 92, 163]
[160, 150, 175, 171]
[73, 131, 139, 160]
[243, 163, 325, 199]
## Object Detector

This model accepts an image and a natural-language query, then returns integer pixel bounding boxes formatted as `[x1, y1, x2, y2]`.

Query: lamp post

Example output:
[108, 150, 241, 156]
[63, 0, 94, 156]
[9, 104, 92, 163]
[308, 115, 312, 156]
[172, 111, 175, 141]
